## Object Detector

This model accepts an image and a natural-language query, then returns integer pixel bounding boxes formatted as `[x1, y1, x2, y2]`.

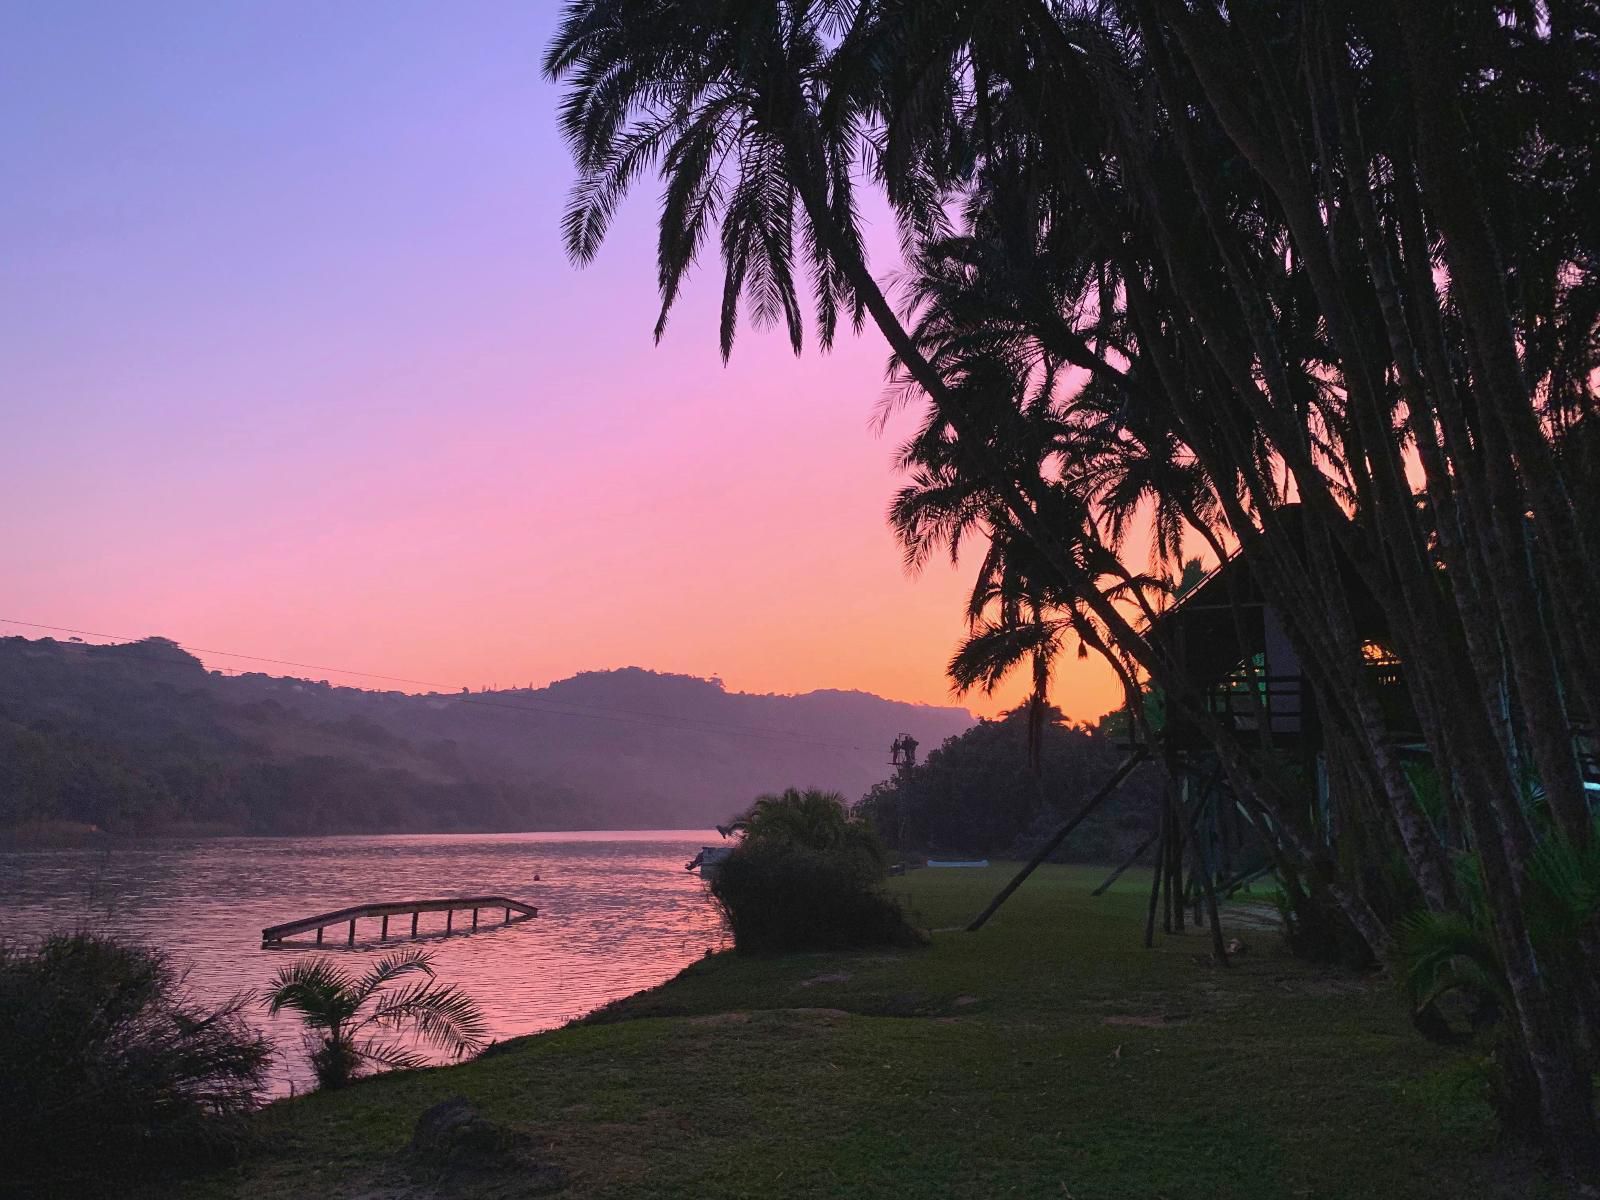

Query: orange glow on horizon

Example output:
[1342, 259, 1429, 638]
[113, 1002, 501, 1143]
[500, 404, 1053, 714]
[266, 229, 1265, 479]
[0, 5, 1127, 726]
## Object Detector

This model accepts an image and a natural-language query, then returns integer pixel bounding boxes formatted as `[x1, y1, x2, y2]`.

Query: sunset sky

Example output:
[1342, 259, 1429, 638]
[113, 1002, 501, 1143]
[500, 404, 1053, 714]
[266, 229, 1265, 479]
[1, 2, 1119, 720]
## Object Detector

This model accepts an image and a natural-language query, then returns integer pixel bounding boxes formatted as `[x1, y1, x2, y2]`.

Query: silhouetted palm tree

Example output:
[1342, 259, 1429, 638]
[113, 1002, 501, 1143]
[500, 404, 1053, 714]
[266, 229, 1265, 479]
[727, 785, 877, 850]
[263, 950, 486, 1090]
[544, 0, 873, 360]
[545, 3, 1600, 1167]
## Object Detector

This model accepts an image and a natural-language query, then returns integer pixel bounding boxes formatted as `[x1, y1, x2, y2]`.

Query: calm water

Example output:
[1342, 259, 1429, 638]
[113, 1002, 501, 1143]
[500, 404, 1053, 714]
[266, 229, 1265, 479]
[0, 831, 728, 1092]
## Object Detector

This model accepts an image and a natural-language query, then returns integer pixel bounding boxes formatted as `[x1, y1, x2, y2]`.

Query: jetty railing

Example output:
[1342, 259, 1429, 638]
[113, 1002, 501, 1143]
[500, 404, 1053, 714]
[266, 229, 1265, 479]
[261, 895, 537, 947]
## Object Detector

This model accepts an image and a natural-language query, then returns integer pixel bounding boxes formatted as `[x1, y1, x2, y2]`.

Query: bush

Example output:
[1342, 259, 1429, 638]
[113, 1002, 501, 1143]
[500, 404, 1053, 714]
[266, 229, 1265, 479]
[711, 839, 924, 953]
[709, 789, 923, 953]
[0, 932, 271, 1193]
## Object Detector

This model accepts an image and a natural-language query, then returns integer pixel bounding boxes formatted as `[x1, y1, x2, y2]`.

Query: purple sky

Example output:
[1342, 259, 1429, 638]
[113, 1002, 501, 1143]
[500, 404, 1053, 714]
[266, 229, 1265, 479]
[0, 2, 1118, 718]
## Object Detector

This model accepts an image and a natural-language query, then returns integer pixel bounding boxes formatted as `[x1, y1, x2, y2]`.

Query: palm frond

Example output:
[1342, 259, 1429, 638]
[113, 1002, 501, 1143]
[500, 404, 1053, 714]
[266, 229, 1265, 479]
[351, 949, 436, 1005]
[349, 1038, 428, 1074]
[262, 959, 356, 1028]
[1394, 910, 1511, 1014]
[948, 619, 1063, 695]
[362, 982, 490, 1059]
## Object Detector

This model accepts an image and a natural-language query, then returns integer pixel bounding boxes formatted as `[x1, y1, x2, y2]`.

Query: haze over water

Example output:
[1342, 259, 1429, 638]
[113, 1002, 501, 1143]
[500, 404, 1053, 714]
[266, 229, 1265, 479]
[0, 830, 727, 1092]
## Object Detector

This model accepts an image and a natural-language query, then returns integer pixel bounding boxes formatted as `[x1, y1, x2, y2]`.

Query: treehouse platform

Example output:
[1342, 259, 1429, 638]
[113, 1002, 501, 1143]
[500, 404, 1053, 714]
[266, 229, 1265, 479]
[261, 895, 537, 948]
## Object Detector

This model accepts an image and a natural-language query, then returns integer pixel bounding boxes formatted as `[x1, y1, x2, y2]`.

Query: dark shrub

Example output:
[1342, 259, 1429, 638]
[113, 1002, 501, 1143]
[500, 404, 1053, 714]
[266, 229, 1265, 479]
[711, 838, 924, 953]
[0, 932, 271, 1193]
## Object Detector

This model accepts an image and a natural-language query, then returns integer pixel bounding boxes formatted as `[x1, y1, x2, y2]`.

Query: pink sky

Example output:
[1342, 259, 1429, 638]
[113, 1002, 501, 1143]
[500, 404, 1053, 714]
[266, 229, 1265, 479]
[0, 3, 1120, 721]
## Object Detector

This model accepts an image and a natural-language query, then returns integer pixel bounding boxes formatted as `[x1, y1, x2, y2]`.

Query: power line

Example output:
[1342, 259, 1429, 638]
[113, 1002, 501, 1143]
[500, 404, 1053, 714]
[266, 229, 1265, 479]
[0, 616, 886, 752]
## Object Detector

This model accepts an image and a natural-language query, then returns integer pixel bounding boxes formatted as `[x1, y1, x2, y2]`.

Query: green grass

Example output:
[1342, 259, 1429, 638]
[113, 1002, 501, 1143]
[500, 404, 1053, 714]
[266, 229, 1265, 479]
[169, 867, 1556, 1199]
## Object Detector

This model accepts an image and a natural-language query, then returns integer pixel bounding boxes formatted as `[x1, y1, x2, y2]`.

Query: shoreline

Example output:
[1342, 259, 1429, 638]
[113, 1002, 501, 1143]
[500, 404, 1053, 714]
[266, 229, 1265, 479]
[161, 864, 1553, 1200]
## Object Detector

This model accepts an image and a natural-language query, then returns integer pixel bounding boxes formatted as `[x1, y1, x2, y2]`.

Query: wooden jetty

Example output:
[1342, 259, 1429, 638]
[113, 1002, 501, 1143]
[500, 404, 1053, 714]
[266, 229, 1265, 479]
[261, 895, 537, 948]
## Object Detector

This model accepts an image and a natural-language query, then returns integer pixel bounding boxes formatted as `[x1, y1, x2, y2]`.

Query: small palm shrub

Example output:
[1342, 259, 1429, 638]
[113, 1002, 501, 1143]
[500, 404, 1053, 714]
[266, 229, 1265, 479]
[0, 933, 271, 1192]
[264, 949, 487, 1089]
[710, 788, 922, 954]
[1395, 826, 1600, 1146]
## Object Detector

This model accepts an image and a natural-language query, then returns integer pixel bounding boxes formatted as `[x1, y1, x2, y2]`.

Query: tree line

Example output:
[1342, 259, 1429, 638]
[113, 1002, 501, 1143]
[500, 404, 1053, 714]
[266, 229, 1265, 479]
[856, 708, 1159, 861]
[545, 1, 1600, 1174]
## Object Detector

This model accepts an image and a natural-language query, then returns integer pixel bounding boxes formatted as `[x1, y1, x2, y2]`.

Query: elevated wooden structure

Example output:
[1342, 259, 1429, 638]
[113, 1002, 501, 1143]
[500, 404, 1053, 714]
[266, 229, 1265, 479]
[1148, 538, 1416, 760]
[261, 895, 537, 948]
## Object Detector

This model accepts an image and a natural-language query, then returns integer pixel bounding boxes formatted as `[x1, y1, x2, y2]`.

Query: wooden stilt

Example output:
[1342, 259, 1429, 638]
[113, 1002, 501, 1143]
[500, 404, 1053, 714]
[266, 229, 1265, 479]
[347, 919, 356, 946]
[1161, 847, 1174, 932]
[1162, 791, 1178, 934]
[1092, 829, 1159, 897]
[446, 909, 453, 934]
[472, 908, 479, 930]
[316, 926, 324, 945]
[1219, 863, 1275, 897]
[411, 912, 419, 937]
[1145, 804, 1168, 949]
[381, 915, 389, 939]
[1201, 845, 1230, 966]
[1177, 777, 1195, 932]
[504, 907, 510, 923]
[966, 750, 1147, 932]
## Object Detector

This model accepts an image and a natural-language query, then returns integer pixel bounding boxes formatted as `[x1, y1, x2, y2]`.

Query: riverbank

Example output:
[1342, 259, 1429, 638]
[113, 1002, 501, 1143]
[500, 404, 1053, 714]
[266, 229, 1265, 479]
[170, 865, 1558, 1199]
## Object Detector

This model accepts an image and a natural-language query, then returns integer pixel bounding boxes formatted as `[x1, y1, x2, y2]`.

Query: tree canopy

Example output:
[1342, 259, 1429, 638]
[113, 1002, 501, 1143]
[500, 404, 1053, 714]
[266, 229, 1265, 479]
[548, 1, 1600, 1174]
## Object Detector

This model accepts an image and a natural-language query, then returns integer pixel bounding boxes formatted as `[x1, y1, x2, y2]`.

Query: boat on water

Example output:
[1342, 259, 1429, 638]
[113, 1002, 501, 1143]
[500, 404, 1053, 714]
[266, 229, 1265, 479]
[926, 858, 989, 868]
[685, 844, 734, 882]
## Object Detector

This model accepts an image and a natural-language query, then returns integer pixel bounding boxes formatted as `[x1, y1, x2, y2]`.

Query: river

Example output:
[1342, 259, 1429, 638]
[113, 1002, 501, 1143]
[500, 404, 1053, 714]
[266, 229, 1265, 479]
[0, 830, 728, 1092]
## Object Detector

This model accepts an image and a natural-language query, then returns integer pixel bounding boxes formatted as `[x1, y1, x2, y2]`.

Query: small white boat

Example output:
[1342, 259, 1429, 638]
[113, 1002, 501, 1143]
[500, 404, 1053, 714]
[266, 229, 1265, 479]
[926, 858, 989, 868]
[685, 844, 735, 881]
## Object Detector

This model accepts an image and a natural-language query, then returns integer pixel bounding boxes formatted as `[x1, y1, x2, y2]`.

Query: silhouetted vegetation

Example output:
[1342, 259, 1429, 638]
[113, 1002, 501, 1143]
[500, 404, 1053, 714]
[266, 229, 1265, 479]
[1395, 820, 1600, 1140]
[710, 789, 922, 953]
[548, 0, 1600, 1172]
[264, 949, 488, 1090]
[0, 933, 270, 1194]
[857, 709, 1158, 860]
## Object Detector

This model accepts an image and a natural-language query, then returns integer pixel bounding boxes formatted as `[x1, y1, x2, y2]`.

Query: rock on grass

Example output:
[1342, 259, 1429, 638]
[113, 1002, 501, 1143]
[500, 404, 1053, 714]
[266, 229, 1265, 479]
[408, 1096, 565, 1193]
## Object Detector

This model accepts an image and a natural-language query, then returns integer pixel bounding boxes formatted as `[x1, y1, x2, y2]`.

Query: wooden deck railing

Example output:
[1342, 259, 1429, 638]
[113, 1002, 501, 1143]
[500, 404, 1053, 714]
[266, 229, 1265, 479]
[261, 895, 537, 947]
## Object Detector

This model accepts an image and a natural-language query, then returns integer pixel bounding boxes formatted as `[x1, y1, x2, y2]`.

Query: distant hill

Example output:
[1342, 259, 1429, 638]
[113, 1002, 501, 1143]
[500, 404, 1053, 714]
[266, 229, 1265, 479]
[0, 636, 973, 836]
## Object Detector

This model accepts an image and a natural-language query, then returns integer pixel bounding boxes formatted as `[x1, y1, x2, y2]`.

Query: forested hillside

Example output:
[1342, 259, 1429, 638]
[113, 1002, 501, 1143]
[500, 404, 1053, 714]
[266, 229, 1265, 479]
[0, 636, 972, 836]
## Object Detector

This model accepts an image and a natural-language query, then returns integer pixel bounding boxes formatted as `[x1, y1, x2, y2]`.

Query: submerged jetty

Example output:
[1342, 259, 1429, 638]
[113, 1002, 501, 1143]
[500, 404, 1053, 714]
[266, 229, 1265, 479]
[261, 896, 537, 948]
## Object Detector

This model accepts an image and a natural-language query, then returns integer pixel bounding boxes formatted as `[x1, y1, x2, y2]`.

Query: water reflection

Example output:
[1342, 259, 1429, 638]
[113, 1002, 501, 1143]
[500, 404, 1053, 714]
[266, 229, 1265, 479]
[0, 831, 728, 1092]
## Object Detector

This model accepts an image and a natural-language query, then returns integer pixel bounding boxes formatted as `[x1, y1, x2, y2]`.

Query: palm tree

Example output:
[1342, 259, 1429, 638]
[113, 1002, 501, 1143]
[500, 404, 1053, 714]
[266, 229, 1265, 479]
[545, 3, 1600, 1167]
[943, 527, 1165, 760]
[885, 230, 1166, 765]
[542, 0, 1089, 592]
[543, 0, 870, 361]
[726, 787, 883, 862]
[263, 949, 487, 1090]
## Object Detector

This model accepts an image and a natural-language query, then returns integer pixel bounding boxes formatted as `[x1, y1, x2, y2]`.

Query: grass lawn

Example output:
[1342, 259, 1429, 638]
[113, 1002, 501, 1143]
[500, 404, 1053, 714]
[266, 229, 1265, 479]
[170, 866, 1557, 1199]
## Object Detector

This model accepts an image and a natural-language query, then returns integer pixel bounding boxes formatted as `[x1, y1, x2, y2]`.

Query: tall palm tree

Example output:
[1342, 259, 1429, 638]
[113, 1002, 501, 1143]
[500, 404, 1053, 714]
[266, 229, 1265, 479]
[545, 2, 1600, 1167]
[543, 0, 1093, 598]
[263, 950, 487, 1090]
[544, 0, 870, 361]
